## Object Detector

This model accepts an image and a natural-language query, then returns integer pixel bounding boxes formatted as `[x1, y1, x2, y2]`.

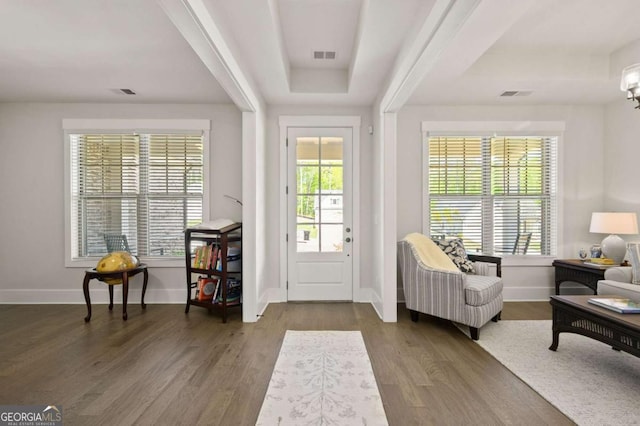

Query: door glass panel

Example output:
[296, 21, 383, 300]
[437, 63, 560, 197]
[320, 224, 343, 252]
[295, 135, 345, 253]
[296, 195, 318, 224]
[297, 223, 319, 252]
[320, 166, 342, 191]
[297, 166, 319, 195]
[319, 194, 342, 223]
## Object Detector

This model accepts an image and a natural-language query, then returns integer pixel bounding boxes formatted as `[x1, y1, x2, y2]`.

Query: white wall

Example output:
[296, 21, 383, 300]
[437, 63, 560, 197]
[604, 98, 640, 247]
[0, 102, 242, 304]
[263, 105, 374, 301]
[396, 104, 606, 300]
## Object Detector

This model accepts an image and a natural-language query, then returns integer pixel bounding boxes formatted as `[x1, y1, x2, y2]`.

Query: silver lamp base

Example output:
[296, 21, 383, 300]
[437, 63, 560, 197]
[601, 234, 626, 265]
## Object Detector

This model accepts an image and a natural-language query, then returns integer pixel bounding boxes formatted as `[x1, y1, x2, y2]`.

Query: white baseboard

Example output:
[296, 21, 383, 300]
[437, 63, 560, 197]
[0, 289, 186, 304]
[395, 284, 593, 304]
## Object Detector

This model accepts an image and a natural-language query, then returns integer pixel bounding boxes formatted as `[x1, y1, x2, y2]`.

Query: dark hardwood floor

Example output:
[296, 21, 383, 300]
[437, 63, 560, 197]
[0, 301, 572, 425]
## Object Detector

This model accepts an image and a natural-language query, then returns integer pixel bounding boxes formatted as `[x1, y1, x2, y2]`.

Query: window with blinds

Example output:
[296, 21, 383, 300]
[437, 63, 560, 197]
[427, 136, 557, 255]
[70, 132, 204, 259]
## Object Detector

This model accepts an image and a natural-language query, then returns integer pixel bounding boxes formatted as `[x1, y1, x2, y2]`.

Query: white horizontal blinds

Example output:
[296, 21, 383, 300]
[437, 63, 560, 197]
[70, 132, 204, 259]
[142, 134, 203, 256]
[491, 137, 556, 255]
[71, 134, 140, 257]
[427, 135, 557, 255]
[428, 137, 484, 253]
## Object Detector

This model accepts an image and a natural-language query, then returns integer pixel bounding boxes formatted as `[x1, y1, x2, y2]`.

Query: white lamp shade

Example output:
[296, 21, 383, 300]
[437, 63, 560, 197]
[589, 212, 638, 235]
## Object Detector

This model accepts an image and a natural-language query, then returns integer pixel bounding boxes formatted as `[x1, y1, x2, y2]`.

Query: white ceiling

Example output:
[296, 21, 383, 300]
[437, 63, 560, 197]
[1, 0, 640, 107]
[0, 0, 231, 103]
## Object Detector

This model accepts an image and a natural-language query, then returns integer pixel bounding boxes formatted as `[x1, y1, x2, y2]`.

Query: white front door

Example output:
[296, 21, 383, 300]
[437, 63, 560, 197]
[287, 127, 353, 301]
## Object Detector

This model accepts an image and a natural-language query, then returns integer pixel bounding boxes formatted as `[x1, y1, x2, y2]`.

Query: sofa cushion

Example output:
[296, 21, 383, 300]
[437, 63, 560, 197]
[603, 266, 633, 283]
[402, 233, 459, 272]
[597, 280, 640, 300]
[465, 275, 503, 306]
[627, 243, 640, 284]
[432, 238, 475, 273]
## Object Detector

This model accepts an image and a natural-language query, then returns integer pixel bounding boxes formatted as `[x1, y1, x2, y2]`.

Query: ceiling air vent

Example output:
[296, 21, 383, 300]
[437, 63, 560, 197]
[500, 90, 532, 97]
[313, 51, 336, 60]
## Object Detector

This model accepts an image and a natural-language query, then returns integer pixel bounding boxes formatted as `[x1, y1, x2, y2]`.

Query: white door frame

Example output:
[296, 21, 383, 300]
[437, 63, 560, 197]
[279, 116, 361, 302]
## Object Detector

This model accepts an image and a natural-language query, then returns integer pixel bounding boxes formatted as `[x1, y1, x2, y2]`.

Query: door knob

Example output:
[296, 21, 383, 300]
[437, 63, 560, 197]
[345, 237, 351, 243]
[346, 227, 351, 233]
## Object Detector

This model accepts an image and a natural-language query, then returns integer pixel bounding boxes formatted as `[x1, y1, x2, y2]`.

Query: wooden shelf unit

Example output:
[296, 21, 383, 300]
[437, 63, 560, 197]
[184, 222, 242, 323]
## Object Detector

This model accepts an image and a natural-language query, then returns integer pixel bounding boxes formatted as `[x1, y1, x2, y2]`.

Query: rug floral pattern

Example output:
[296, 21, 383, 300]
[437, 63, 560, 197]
[256, 330, 388, 425]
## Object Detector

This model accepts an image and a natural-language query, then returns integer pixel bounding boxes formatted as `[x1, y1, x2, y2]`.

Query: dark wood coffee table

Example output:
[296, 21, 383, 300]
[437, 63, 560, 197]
[549, 295, 640, 357]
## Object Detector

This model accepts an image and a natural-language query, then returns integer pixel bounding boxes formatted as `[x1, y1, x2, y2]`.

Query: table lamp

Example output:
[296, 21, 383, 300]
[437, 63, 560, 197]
[589, 212, 638, 264]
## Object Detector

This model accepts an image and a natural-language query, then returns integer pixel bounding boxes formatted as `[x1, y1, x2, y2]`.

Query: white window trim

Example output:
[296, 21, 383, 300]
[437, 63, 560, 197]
[63, 119, 211, 268]
[421, 120, 565, 267]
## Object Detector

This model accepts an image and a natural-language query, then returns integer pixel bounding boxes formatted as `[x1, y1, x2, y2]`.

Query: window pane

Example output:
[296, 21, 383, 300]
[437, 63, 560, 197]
[429, 198, 483, 253]
[297, 166, 319, 195]
[320, 194, 343, 224]
[147, 197, 201, 256]
[320, 224, 343, 252]
[295, 135, 345, 253]
[297, 223, 319, 252]
[492, 137, 544, 195]
[297, 137, 320, 165]
[81, 197, 138, 256]
[320, 137, 343, 165]
[320, 166, 343, 191]
[71, 132, 204, 259]
[297, 195, 318, 222]
[494, 197, 547, 255]
[427, 135, 557, 255]
[429, 137, 482, 195]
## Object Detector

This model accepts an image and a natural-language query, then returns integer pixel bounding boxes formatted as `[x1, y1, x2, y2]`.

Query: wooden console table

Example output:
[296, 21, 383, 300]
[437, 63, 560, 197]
[552, 259, 607, 295]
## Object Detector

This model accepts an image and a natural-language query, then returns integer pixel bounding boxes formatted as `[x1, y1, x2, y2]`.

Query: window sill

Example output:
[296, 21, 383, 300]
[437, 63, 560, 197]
[500, 255, 555, 267]
[66, 257, 185, 268]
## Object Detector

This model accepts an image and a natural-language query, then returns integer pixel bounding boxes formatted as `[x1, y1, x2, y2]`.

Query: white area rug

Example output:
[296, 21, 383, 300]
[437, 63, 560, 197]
[462, 320, 640, 426]
[256, 330, 388, 425]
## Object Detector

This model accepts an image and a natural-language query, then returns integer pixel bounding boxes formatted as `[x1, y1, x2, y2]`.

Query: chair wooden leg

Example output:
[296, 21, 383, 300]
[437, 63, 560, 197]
[141, 267, 148, 309]
[83, 274, 92, 322]
[492, 311, 502, 322]
[410, 310, 419, 322]
[470, 327, 479, 340]
[108, 285, 114, 311]
[122, 272, 129, 321]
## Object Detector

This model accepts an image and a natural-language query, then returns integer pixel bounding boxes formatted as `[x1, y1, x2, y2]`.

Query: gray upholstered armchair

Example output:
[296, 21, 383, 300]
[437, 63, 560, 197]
[398, 234, 503, 340]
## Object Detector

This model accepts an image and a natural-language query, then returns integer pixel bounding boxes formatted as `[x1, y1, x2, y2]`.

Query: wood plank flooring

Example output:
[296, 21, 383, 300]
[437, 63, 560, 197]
[0, 302, 573, 425]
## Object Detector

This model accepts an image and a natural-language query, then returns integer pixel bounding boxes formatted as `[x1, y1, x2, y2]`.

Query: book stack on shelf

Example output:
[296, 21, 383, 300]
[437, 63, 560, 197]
[196, 277, 219, 302]
[192, 244, 219, 270]
[216, 278, 241, 306]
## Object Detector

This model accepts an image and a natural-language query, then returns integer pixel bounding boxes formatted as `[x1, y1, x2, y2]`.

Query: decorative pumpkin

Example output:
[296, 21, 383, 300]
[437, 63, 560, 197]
[96, 251, 139, 284]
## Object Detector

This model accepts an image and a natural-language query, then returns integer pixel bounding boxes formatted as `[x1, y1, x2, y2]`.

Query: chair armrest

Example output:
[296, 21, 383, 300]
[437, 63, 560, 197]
[468, 254, 502, 277]
[604, 266, 633, 283]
